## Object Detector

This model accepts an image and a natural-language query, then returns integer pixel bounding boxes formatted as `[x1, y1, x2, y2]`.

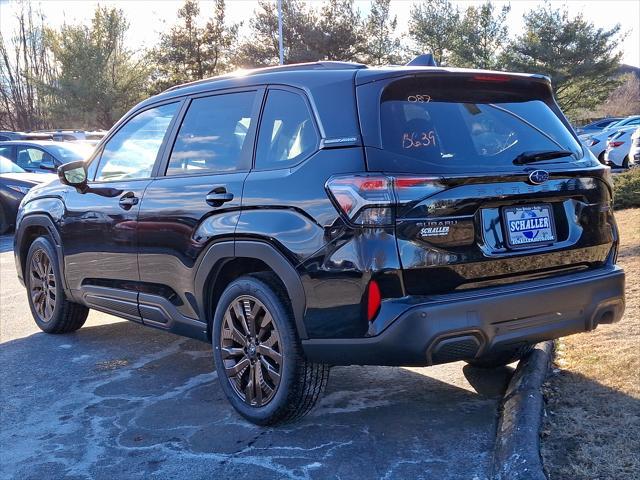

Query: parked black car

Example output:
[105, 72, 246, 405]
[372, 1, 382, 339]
[0, 140, 93, 174]
[14, 61, 625, 425]
[0, 156, 55, 233]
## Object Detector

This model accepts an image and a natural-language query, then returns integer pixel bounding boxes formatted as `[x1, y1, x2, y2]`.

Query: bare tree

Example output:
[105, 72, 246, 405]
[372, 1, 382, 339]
[597, 73, 640, 118]
[0, 1, 57, 131]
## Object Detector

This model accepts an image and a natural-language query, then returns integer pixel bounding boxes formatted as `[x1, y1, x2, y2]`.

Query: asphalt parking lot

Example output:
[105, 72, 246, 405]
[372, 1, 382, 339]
[0, 233, 513, 480]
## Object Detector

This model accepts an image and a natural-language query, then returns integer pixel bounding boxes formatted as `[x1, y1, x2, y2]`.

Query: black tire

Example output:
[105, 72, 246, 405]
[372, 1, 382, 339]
[25, 236, 89, 333]
[0, 203, 9, 235]
[622, 155, 630, 169]
[598, 151, 606, 164]
[212, 274, 329, 426]
[466, 344, 534, 369]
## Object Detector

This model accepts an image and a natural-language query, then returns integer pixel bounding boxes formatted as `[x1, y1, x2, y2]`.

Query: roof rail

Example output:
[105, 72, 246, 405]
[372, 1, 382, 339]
[406, 54, 438, 67]
[163, 61, 367, 93]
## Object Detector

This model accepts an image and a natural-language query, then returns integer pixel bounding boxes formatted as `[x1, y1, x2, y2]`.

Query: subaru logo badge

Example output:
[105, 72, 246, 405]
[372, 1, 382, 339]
[528, 170, 549, 185]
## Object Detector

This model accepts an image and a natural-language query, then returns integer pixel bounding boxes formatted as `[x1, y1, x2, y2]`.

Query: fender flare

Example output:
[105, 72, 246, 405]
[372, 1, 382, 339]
[15, 213, 71, 295]
[194, 240, 308, 339]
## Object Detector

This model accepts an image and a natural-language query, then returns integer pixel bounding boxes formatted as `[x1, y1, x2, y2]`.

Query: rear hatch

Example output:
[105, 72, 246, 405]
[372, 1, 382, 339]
[355, 69, 617, 295]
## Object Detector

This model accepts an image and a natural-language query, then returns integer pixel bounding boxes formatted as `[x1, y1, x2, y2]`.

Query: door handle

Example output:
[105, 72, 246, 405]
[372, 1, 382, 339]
[205, 187, 234, 207]
[119, 192, 139, 209]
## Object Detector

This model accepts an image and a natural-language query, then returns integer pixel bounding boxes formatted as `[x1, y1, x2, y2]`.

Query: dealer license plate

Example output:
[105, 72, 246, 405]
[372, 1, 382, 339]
[503, 204, 556, 248]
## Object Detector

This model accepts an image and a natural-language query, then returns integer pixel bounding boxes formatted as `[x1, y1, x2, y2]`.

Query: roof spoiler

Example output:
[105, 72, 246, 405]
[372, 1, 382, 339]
[406, 54, 438, 67]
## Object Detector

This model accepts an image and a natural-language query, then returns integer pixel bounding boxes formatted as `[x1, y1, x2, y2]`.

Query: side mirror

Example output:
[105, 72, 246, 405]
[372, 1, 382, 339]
[58, 161, 88, 192]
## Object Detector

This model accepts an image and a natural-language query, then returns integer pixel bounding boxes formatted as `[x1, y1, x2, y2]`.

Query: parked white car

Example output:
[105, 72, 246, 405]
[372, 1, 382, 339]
[628, 128, 640, 168]
[604, 128, 636, 168]
[580, 125, 638, 163]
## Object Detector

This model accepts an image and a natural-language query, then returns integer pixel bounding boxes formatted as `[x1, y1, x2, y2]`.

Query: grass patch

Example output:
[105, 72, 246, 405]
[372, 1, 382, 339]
[613, 169, 640, 210]
[541, 208, 640, 480]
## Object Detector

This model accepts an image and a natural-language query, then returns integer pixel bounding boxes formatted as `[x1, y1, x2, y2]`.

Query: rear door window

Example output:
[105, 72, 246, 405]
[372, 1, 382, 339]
[376, 76, 583, 173]
[166, 91, 256, 175]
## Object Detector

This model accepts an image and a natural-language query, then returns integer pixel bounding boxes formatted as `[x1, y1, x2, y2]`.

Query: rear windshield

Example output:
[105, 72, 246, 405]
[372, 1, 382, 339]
[378, 76, 584, 173]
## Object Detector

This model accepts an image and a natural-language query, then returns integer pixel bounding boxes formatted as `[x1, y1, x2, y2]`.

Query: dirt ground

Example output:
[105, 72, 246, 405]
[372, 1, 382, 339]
[541, 208, 640, 480]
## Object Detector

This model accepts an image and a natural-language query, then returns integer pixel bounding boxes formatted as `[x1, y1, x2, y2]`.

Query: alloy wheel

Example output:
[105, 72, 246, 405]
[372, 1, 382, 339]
[220, 295, 283, 407]
[29, 249, 56, 322]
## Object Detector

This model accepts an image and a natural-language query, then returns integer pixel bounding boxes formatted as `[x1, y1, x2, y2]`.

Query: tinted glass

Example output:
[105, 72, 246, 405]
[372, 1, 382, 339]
[256, 90, 318, 169]
[0, 145, 12, 160]
[598, 119, 619, 128]
[95, 103, 177, 181]
[377, 77, 584, 173]
[166, 92, 256, 175]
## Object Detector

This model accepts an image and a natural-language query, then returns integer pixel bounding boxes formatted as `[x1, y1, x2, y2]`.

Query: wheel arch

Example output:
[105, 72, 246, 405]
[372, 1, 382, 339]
[194, 240, 308, 340]
[15, 214, 70, 294]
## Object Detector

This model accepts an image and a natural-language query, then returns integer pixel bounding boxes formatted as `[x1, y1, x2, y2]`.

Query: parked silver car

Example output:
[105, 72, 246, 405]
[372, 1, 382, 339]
[0, 140, 94, 174]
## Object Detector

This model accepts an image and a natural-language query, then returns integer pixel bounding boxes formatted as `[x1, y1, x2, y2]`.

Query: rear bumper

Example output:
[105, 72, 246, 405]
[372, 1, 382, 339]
[302, 266, 625, 366]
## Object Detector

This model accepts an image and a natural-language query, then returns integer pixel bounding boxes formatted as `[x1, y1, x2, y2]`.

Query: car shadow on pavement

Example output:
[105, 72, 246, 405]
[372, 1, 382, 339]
[1, 320, 507, 480]
[462, 364, 514, 397]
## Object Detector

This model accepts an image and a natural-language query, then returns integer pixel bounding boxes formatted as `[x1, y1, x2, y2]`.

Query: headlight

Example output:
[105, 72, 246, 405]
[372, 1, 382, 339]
[7, 184, 31, 195]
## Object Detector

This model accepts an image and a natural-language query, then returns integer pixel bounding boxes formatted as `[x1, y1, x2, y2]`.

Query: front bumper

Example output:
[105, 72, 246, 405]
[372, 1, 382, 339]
[302, 266, 625, 366]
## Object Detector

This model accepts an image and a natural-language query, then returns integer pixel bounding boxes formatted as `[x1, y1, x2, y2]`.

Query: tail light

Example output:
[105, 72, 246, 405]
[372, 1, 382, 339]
[587, 138, 600, 147]
[326, 174, 443, 226]
[325, 175, 394, 226]
[609, 141, 624, 148]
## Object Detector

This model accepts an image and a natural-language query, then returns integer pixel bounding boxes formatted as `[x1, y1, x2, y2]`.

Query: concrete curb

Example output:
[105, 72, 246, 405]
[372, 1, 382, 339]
[492, 341, 554, 480]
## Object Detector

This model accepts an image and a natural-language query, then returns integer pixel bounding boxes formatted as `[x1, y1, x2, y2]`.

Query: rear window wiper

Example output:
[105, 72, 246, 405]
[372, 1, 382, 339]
[513, 150, 574, 165]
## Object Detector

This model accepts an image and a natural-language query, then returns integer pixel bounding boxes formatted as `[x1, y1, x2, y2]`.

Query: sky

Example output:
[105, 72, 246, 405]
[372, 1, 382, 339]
[0, 0, 639, 67]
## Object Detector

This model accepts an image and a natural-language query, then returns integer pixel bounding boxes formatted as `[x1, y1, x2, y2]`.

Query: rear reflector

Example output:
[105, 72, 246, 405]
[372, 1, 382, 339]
[326, 174, 443, 226]
[367, 280, 381, 322]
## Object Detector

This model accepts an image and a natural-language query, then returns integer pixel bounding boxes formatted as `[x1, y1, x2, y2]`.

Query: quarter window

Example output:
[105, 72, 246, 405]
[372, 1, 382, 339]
[95, 102, 178, 181]
[166, 91, 256, 175]
[255, 90, 318, 169]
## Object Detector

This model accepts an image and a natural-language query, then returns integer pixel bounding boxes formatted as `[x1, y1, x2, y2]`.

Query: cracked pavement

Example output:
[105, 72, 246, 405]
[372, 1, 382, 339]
[0, 234, 513, 479]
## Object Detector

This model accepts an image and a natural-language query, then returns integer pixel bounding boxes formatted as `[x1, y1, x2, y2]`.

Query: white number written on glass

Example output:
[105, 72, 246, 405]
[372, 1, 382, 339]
[403, 131, 436, 149]
[407, 94, 431, 103]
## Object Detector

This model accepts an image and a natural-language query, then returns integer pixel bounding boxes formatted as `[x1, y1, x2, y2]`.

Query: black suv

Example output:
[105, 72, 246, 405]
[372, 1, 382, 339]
[14, 61, 625, 425]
